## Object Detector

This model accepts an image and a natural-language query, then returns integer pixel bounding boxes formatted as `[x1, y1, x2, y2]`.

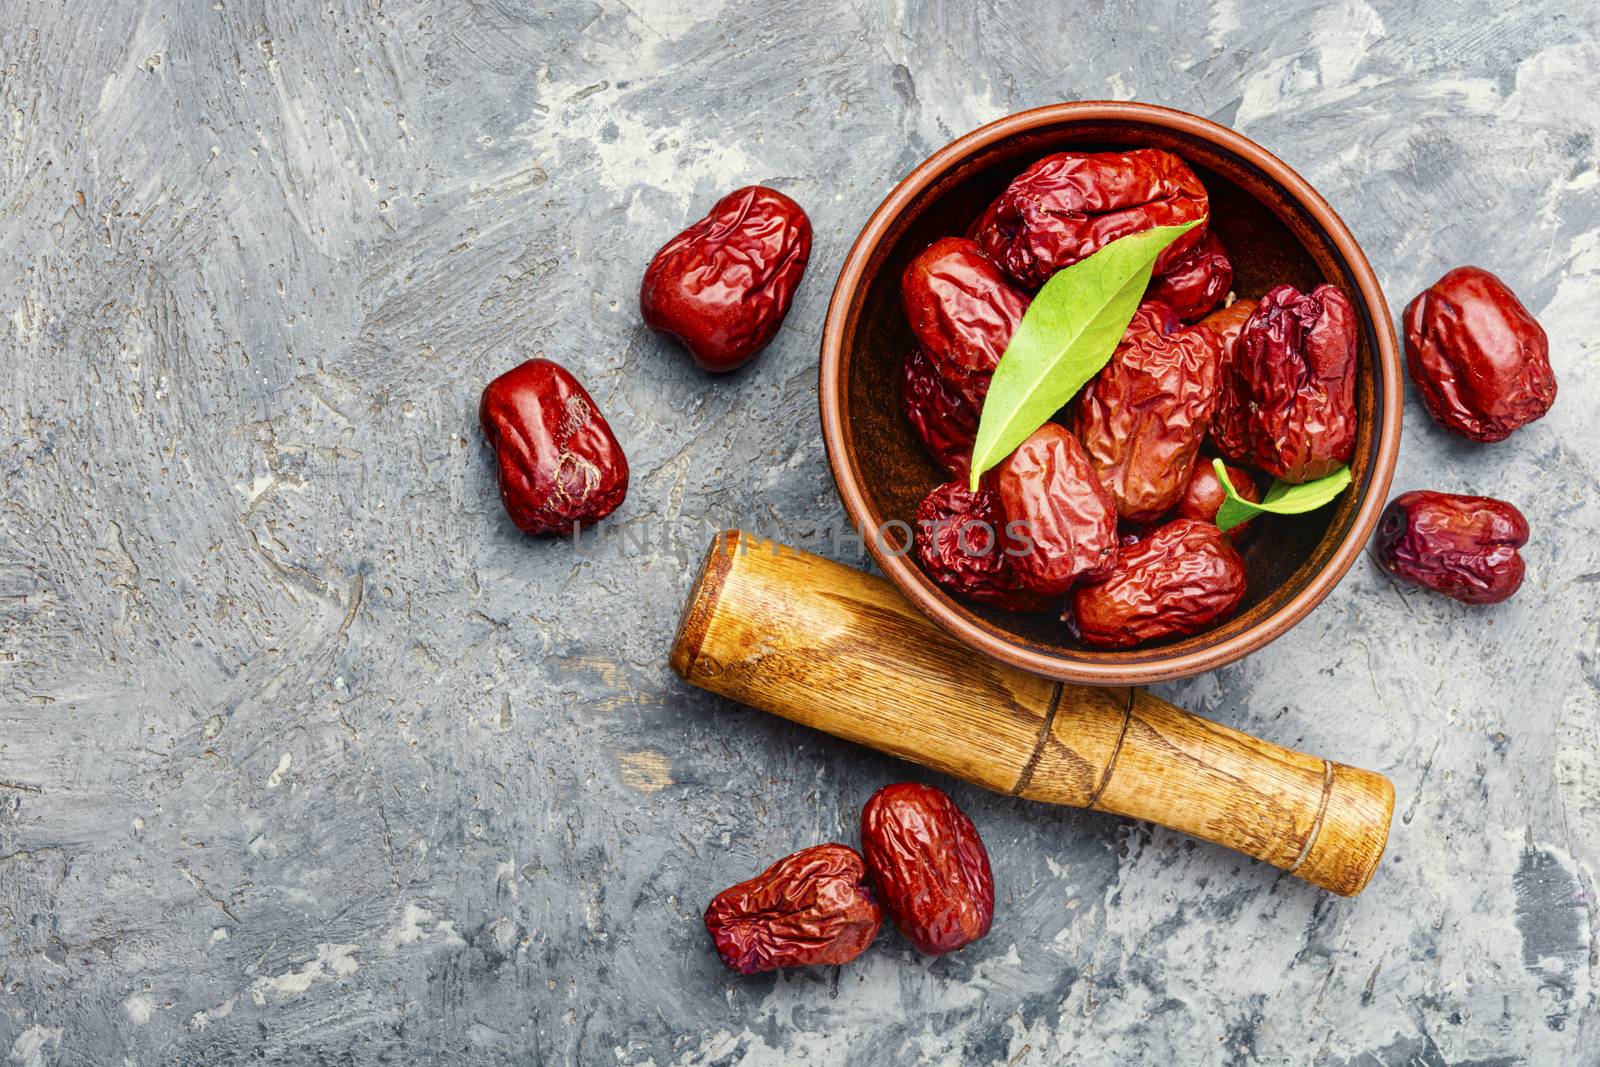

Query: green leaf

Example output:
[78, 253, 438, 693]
[1212, 458, 1353, 533]
[968, 219, 1205, 490]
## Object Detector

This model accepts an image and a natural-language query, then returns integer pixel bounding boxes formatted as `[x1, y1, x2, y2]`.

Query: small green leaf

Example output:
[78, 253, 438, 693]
[1212, 458, 1353, 533]
[968, 219, 1205, 490]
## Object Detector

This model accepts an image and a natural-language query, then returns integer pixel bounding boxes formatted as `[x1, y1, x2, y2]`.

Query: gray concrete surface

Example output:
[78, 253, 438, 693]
[2, 1, 1597, 1063]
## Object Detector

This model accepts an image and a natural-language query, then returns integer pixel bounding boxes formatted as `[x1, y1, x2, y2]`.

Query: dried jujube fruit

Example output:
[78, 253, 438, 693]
[704, 844, 883, 974]
[901, 236, 1029, 409]
[1146, 231, 1232, 321]
[971, 148, 1209, 288]
[996, 424, 1119, 596]
[1071, 518, 1247, 647]
[1211, 284, 1358, 484]
[1374, 491, 1529, 604]
[886, 147, 1380, 649]
[1074, 300, 1224, 523]
[479, 359, 628, 535]
[1403, 266, 1556, 442]
[860, 783, 994, 956]
[640, 185, 812, 372]
[903, 348, 979, 478]
[914, 479, 1050, 612]
[1177, 460, 1261, 533]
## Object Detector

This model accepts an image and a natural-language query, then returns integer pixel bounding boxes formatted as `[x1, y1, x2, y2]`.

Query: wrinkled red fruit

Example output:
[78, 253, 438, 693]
[971, 149, 1208, 289]
[479, 359, 628, 535]
[903, 349, 979, 478]
[640, 185, 812, 372]
[1403, 266, 1556, 442]
[997, 424, 1120, 596]
[860, 783, 994, 956]
[1374, 491, 1529, 604]
[1198, 298, 1257, 380]
[1177, 460, 1261, 534]
[1211, 284, 1358, 484]
[914, 479, 1051, 612]
[1146, 232, 1233, 321]
[901, 237, 1029, 409]
[1074, 300, 1224, 523]
[1071, 518, 1247, 647]
[704, 844, 883, 974]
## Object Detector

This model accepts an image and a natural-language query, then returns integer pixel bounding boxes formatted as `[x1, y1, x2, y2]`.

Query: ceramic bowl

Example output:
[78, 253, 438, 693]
[819, 101, 1401, 685]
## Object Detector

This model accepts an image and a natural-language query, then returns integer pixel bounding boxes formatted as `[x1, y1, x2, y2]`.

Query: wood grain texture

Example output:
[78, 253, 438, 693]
[672, 532, 1392, 894]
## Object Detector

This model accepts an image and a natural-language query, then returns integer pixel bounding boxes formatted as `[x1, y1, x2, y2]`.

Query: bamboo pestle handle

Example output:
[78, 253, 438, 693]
[669, 531, 1393, 896]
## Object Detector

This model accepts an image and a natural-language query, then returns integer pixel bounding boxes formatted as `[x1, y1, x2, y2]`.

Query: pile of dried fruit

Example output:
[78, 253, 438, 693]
[704, 782, 995, 973]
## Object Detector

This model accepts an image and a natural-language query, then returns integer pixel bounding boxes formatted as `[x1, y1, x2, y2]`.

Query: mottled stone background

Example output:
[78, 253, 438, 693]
[1, 0, 1597, 1063]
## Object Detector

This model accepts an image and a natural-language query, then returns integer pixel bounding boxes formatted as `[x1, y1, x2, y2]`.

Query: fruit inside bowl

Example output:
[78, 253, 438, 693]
[820, 102, 1401, 685]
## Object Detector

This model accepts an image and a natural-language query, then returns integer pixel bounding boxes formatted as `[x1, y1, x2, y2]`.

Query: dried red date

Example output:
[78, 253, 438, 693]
[860, 783, 994, 956]
[1198, 297, 1257, 380]
[914, 479, 1050, 612]
[1403, 266, 1556, 442]
[972, 149, 1209, 289]
[1211, 284, 1357, 484]
[479, 359, 628, 535]
[1074, 301, 1224, 523]
[1177, 460, 1261, 533]
[640, 185, 812, 372]
[901, 237, 1029, 408]
[1375, 491, 1528, 604]
[704, 844, 883, 974]
[903, 349, 979, 478]
[1071, 518, 1247, 647]
[1146, 232, 1232, 321]
[997, 424, 1119, 595]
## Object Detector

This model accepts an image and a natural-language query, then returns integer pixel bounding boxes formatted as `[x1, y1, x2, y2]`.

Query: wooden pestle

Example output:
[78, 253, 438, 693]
[669, 531, 1394, 896]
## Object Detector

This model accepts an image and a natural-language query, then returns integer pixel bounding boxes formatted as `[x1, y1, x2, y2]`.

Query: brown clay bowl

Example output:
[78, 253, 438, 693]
[819, 101, 1402, 686]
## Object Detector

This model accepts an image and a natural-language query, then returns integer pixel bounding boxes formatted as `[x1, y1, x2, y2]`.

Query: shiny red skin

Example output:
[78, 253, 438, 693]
[914, 479, 1052, 612]
[1071, 518, 1247, 648]
[1374, 491, 1528, 604]
[1403, 266, 1556, 442]
[997, 423, 1120, 596]
[1198, 298, 1257, 380]
[971, 149, 1208, 289]
[1177, 460, 1261, 534]
[901, 237, 1030, 408]
[1146, 232, 1233, 321]
[1074, 301, 1224, 523]
[479, 359, 628, 535]
[640, 185, 812, 372]
[1211, 284, 1358, 484]
[903, 349, 979, 478]
[860, 783, 995, 956]
[704, 844, 883, 974]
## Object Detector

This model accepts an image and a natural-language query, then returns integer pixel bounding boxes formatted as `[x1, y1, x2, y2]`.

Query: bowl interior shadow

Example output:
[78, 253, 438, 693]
[838, 118, 1385, 669]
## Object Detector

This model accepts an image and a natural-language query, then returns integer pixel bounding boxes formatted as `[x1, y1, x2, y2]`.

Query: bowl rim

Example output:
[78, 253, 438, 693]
[819, 100, 1402, 685]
